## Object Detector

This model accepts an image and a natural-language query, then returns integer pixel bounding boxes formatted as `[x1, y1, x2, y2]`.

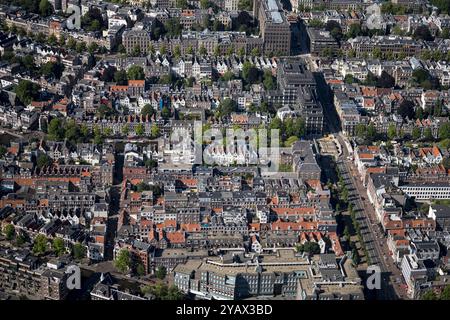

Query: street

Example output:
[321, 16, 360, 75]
[306, 55, 408, 299]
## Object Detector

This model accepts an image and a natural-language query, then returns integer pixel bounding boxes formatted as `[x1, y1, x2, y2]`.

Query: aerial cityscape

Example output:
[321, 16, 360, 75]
[0, 0, 449, 303]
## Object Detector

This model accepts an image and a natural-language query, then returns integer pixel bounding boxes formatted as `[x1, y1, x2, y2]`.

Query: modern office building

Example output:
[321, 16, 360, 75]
[254, 0, 291, 55]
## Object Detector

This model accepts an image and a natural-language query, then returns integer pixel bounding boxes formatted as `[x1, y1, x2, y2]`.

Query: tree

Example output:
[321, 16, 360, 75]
[214, 46, 221, 57]
[93, 126, 104, 145]
[441, 28, 450, 39]
[200, 0, 209, 9]
[161, 106, 172, 119]
[216, 98, 237, 118]
[122, 124, 130, 136]
[3, 224, 15, 240]
[185, 77, 195, 87]
[173, 45, 181, 58]
[114, 69, 128, 85]
[166, 285, 183, 300]
[398, 100, 415, 120]
[412, 68, 439, 89]
[81, 7, 105, 32]
[238, 0, 253, 11]
[387, 124, 397, 140]
[352, 248, 361, 265]
[364, 71, 378, 86]
[344, 74, 358, 84]
[72, 243, 86, 260]
[135, 123, 145, 136]
[132, 45, 141, 57]
[39, 0, 54, 17]
[325, 21, 343, 43]
[47, 118, 64, 140]
[0, 145, 7, 158]
[67, 37, 77, 50]
[346, 23, 363, 38]
[156, 266, 167, 280]
[136, 182, 151, 192]
[96, 104, 116, 118]
[438, 122, 450, 140]
[115, 249, 131, 273]
[250, 47, 260, 57]
[242, 61, 260, 85]
[118, 43, 126, 54]
[413, 25, 433, 41]
[41, 61, 65, 79]
[309, 19, 324, 28]
[22, 55, 36, 71]
[88, 42, 98, 54]
[47, 34, 57, 46]
[302, 241, 321, 255]
[213, 20, 225, 32]
[199, 45, 207, 55]
[366, 123, 377, 142]
[59, 34, 66, 46]
[424, 128, 434, 141]
[422, 289, 439, 300]
[15, 80, 40, 105]
[343, 225, 351, 242]
[412, 127, 421, 140]
[76, 41, 87, 54]
[150, 123, 160, 139]
[64, 119, 82, 143]
[222, 71, 234, 82]
[413, 68, 430, 84]
[176, 0, 188, 8]
[37, 154, 52, 169]
[136, 263, 146, 276]
[33, 234, 48, 255]
[438, 284, 450, 300]
[164, 18, 182, 37]
[127, 65, 145, 80]
[145, 159, 158, 169]
[263, 70, 276, 90]
[53, 238, 65, 256]
[355, 123, 366, 139]
[141, 104, 155, 119]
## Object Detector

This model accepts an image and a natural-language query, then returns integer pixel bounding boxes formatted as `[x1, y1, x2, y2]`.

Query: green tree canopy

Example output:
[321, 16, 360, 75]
[135, 123, 145, 136]
[263, 70, 276, 90]
[141, 104, 155, 119]
[15, 80, 40, 105]
[73, 243, 86, 260]
[33, 234, 48, 255]
[115, 249, 131, 273]
[3, 224, 15, 240]
[114, 69, 128, 85]
[53, 237, 65, 256]
[156, 266, 167, 280]
[37, 154, 53, 169]
[39, 0, 54, 17]
[387, 124, 397, 140]
[438, 122, 450, 140]
[127, 65, 145, 80]
[216, 98, 237, 118]
[150, 123, 160, 139]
